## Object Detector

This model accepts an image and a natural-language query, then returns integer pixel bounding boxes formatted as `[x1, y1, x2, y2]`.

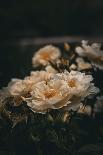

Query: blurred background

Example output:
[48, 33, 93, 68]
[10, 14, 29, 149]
[1, 0, 103, 39]
[0, 0, 103, 88]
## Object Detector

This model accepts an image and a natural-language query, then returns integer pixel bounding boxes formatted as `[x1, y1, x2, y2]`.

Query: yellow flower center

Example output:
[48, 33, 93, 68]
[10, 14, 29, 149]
[68, 79, 76, 87]
[44, 89, 57, 98]
[40, 52, 50, 60]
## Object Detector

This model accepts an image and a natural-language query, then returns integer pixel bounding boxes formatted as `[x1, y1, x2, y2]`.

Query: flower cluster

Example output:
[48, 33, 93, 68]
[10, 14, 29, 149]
[20, 71, 99, 113]
[0, 43, 100, 114]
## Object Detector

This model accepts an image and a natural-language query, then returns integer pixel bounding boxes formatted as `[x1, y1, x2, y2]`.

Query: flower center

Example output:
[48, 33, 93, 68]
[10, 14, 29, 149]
[40, 52, 50, 60]
[68, 79, 76, 87]
[44, 89, 57, 98]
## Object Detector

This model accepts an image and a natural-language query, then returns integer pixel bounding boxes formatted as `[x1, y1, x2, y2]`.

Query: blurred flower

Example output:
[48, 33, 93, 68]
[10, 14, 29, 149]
[75, 40, 103, 69]
[0, 79, 27, 108]
[32, 45, 61, 67]
[76, 57, 92, 71]
[23, 80, 72, 113]
[6, 78, 28, 96]
[64, 43, 70, 51]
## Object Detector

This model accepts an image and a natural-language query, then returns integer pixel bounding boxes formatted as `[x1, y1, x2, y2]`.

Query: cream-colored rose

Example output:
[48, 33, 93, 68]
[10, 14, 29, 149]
[23, 80, 72, 113]
[32, 45, 61, 67]
[52, 70, 99, 98]
[1, 71, 54, 97]
[75, 40, 103, 69]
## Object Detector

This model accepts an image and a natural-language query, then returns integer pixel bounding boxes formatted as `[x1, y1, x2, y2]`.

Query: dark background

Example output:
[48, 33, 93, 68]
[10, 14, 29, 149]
[0, 0, 103, 88]
[0, 0, 103, 39]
